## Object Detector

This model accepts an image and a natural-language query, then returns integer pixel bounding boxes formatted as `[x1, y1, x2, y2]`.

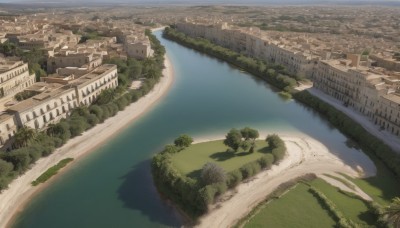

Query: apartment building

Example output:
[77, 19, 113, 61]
[8, 83, 79, 130]
[376, 94, 400, 136]
[313, 56, 400, 138]
[73, 64, 118, 106]
[0, 59, 36, 100]
[6, 64, 118, 131]
[176, 20, 317, 77]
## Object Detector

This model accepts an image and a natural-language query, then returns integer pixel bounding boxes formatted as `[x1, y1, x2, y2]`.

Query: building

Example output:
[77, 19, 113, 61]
[313, 56, 400, 138]
[376, 93, 400, 136]
[8, 83, 79, 130]
[176, 20, 318, 77]
[7, 64, 118, 131]
[0, 112, 17, 147]
[126, 40, 154, 60]
[0, 58, 36, 100]
[47, 51, 103, 73]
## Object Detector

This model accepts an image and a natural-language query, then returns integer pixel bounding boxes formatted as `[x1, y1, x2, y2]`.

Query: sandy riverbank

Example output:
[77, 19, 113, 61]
[194, 134, 376, 228]
[0, 55, 174, 228]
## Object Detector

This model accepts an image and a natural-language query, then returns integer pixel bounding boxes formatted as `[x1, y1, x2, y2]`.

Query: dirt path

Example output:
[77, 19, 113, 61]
[0, 56, 174, 228]
[196, 136, 376, 228]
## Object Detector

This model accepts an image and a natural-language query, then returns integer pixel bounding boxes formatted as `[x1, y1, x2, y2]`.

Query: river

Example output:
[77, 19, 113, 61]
[12, 30, 375, 228]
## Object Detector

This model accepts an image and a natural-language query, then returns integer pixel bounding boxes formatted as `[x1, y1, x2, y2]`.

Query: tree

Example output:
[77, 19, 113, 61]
[174, 134, 193, 148]
[240, 140, 251, 151]
[89, 105, 104, 120]
[0, 159, 13, 177]
[224, 128, 242, 151]
[47, 122, 70, 143]
[201, 162, 226, 185]
[95, 89, 116, 105]
[13, 126, 36, 149]
[3, 149, 32, 174]
[240, 127, 259, 141]
[384, 197, 400, 227]
[241, 127, 259, 152]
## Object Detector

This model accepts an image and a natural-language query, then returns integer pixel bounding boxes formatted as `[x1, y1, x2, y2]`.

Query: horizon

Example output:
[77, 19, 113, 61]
[1, 0, 400, 5]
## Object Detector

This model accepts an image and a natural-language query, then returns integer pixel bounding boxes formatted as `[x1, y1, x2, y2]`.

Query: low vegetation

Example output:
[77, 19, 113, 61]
[0, 30, 166, 192]
[31, 158, 74, 186]
[151, 128, 286, 220]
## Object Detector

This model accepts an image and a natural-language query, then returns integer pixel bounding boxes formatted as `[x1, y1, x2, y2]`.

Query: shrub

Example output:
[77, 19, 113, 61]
[258, 153, 275, 169]
[201, 162, 226, 185]
[87, 114, 100, 127]
[116, 96, 129, 110]
[226, 169, 243, 188]
[213, 182, 228, 197]
[240, 163, 254, 179]
[200, 185, 217, 205]
[3, 149, 32, 174]
[174, 134, 194, 148]
[89, 105, 103, 120]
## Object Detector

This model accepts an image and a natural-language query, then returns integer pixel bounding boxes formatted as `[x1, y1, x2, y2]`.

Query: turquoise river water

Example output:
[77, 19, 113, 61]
[12, 30, 375, 228]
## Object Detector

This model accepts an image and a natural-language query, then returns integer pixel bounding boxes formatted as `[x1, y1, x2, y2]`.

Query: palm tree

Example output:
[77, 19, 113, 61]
[384, 197, 400, 228]
[13, 126, 36, 149]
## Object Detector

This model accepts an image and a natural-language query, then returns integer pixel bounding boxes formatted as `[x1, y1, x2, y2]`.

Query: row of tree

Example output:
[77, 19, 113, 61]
[151, 130, 286, 220]
[0, 31, 166, 192]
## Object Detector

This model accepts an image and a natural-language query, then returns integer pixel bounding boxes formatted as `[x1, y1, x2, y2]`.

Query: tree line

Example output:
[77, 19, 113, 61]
[0, 30, 166, 192]
[151, 130, 286, 220]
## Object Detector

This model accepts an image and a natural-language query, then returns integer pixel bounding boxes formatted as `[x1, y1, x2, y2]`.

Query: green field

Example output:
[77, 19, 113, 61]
[310, 179, 375, 226]
[340, 158, 400, 206]
[242, 178, 378, 227]
[171, 139, 270, 177]
[244, 183, 336, 228]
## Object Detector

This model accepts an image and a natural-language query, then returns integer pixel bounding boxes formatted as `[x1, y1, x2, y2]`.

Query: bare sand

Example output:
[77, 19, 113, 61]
[0, 55, 174, 228]
[195, 134, 376, 228]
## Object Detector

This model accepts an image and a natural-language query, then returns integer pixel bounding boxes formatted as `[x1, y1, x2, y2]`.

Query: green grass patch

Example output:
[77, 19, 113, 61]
[244, 183, 337, 228]
[171, 140, 269, 177]
[31, 158, 74, 186]
[310, 178, 375, 226]
[338, 158, 400, 206]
